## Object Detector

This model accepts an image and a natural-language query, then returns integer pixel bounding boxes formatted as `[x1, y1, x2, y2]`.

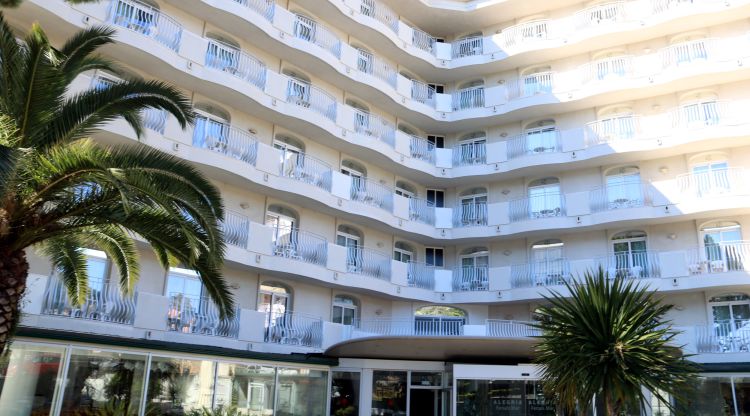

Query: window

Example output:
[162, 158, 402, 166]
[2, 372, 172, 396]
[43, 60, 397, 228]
[395, 181, 416, 198]
[524, 120, 558, 154]
[166, 268, 203, 302]
[530, 240, 566, 286]
[701, 222, 744, 272]
[147, 356, 216, 414]
[0, 343, 66, 415]
[415, 306, 466, 335]
[332, 295, 358, 325]
[457, 248, 489, 291]
[193, 107, 231, 150]
[605, 166, 643, 208]
[215, 363, 276, 414]
[425, 248, 444, 267]
[81, 249, 109, 293]
[274, 135, 306, 177]
[205, 38, 240, 72]
[709, 294, 750, 353]
[337, 225, 363, 272]
[427, 84, 444, 94]
[457, 187, 488, 225]
[427, 135, 444, 148]
[394, 242, 414, 263]
[611, 231, 649, 278]
[691, 159, 730, 196]
[331, 371, 361, 416]
[257, 282, 290, 319]
[426, 189, 445, 208]
[371, 371, 407, 415]
[527, 178, 562, 218]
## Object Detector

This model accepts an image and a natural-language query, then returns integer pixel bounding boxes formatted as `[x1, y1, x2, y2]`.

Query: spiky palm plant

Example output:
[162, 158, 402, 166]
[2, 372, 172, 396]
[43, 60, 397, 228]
[0, 15, 234, 352]
[533, 268, 697, 415]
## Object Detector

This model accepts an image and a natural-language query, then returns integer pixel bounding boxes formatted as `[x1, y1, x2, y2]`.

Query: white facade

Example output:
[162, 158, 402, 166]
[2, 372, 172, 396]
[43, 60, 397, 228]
[4, 0, 750, 415]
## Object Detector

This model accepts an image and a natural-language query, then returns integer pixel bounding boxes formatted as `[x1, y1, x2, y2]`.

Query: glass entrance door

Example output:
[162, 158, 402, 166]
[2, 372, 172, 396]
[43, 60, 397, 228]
[409, 389, 443, 416]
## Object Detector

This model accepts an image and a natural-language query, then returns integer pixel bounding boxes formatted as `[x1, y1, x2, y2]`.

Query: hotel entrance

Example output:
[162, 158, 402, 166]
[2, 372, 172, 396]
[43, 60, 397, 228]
[409, 371, 449, 416]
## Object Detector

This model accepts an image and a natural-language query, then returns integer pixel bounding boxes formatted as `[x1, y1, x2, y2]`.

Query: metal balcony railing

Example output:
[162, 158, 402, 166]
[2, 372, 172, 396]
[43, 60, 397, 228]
[660, 38, 716, 69]
[357, 49, 397, 88]
[671, 101, 734, 129]
[232, 0, 275, 21]
[350, 177, 394, 211]
[589, 182, 651, 212]
[511, 260, 571, 288]
[486, 320, 541, 338]
[452, 36, 484, 58]
[344, 246, 391, 280]
[108, 0, 182, 51]
[286, 77, 338, 121]
[353, 109, 395, 146]
[573, 1, 629, 30]
[360, 0, 399, 32]
[408, 197, 436, 225]
[355, 318, 465, 337]
[506, 130, 562, 159]
[409, 135, 436, 163]
[452, 266, 489, 291]
[411, 27, 437, 54]
[452, 86, 485, 110]
[594, 251, 661, 279]
[508, 194, 566, 222]
[42, 276, 136, 325]
[584, 115, 642, 145]
[501, 20, 549, 49]
[264, 310, 322, 348]
[192, 117, 258, 165]
[696, 319, 750, 353]
[205, 40, 267, 89]
[452, 142, 486, 166]
[271, 226, 328, 267]
[676, 168, 749, 198]
[279, 150, 333, 192]
[580, 55, 635, 84]
[142, 108, 167, 134]
[511, 72, 554, 99]
[687, 242, 750, 275]
[167, 294, 240, 338]
[407, 262, 435, 290]
[293, 14, 341, 58]
[452, 202, 488, 227]
[221, 210, 250, 248]
[411, 80, 436, 106]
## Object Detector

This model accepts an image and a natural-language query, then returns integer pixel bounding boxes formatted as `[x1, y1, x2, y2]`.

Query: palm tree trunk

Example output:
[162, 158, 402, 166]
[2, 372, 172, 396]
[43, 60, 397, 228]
[0, 248, 28, 353]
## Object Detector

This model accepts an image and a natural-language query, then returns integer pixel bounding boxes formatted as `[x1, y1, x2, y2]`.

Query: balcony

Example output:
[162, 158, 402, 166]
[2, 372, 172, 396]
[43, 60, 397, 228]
[452, 36, 483, 59]
[452, 202, 488, 227]
[508, 194, 566, 223]
[486, 320, 540, 338]
[263, 310, 323, 348]
[573, 1, 630, 31]
[192, 117, 259, 166]
[411, 27, 437, 54]
[353, 109, 396, 146]
[452, 266, 489, 291]
[279, 150, 333, 192]
[584, 115, 642, 146]
[506, 130, 562, 159]
[580, 55, 635, 85]
[452, 141, 486, 166]
[285, 77, 338, 122]
[350, 177, 394, 211]
[687, 241, 750, 275]
[511, 260, 571, 288]
[410, 80, 436, 106]
[221, 210, 251, 248]
[408, 197, 436, 225]
[205, 39, 267, 89]
[408, 134, 436, 163]
[451, 86, 485, 110]
[407, 262, 436, 290]
[109, 0, 182, 51]
[292, 14, 341, 58]
[510, 72, 554, 99]
[590, 182, 651, 212]
[501, 20, 550, 50]
[357, 49, 397, 88]
[345, 246, 392, 280]
[595, 251, 661, 279]
[42, 275, 136, 325]
[271, 227, 329, 266]
[234, 0, 275, 21]
[677, 168, 749, 199]
[360, 0, 399, 33]
[167, 294, 240, 338]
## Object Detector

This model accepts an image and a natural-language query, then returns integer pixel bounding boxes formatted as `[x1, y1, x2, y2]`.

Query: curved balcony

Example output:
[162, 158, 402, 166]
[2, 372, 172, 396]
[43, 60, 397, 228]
[353, 109, 395, 146]
[687, 241, 750, 275]
[285, 77, 338, 122]
[508, 194, 566, 223]
[279, 150, 333, 192]
[271, 227, 329, 267]
[676, 168, 749, 199]
[221, 210, 251, 248]
[205, 39, 267, 89]
[452, 202, 488, 227]
[191, 117, 259, 165]
[506, 129, 562, 160]
[293, 13, 342, 59]
[350, 176, 394, 211]
[486, 319, 540, 338]
[594, 251, 662, 280]
[42, 275, 136, 325]
[510, 260, 572, 288]
[408, 197, 436, 225]
[452, 35, 484, 59]
[451, 86, 485, 110]
[407, 261, 436, 289]
[590, 182, 651, 213]
[452, 266, 490, 291]
[345, 245, 392, 280]
[357, 48, 397, 88]
[264, 310, 323, 348]
[167, 293, 240, 338]
[108, 0, 182, 51]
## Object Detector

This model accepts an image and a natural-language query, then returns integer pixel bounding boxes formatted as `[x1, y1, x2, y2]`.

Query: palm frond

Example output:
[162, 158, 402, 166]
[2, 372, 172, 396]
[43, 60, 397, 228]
[37, 235, 89, 304]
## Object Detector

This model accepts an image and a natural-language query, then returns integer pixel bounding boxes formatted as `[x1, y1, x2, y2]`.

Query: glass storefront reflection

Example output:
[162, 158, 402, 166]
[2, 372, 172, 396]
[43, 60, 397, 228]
[215, 363, 276, 415]
[331, 371, 360, 416]
[456, 379, 555, 416]
[677, 377, 735, 415]
[0, 343, 65, 416]
[60, 348, 147, 415]
[146, 356, 215, 414]
[372, 371, 407, 415]
[276, 367, 329, 416]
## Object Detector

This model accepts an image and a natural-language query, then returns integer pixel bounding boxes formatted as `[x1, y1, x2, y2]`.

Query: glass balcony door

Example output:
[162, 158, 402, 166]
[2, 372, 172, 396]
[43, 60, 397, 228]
[337, 232, 361, 272]
[527, 182, 561, 218]
[692, 161, 730, 196]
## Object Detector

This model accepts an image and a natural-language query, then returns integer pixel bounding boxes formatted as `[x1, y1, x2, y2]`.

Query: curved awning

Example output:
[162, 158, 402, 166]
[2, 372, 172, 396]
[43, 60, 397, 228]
[325, 336, 538, 361]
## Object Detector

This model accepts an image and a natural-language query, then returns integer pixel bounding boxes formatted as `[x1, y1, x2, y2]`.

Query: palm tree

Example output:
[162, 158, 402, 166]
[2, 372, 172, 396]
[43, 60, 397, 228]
[0, 15, 234, 353]
[533, 268, 697, 415]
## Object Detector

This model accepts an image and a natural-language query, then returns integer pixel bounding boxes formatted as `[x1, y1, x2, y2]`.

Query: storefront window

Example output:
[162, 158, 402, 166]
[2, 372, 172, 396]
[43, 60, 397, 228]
[146, 355, 215, 414]
[411, 372, 442, 387]
[734, 377, 750, 416]
[676, 377, 734, 415]
[330, 371, 360, 416]
[60, 348, 147, 415]
[456, 379, 554, 416]
[372, 370, 407, 415]
[276, 367, 328, 416]
[215, 363, 276, 415]
[0, 343, 65, 415]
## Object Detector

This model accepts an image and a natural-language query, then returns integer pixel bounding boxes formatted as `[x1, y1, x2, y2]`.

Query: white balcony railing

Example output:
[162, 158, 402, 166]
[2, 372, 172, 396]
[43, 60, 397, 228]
[345, 246, 392, 280]
[452, 142, 487, 166]
[595, 251, 661, 279]
[671, 101, 735, 129]
[279, 150, 333, 192]
[584, 115, 642, 146]
[696, 319, 750, 353]
[580, 55, 635, 85]
[286, 77, 338, 121]
[409, 135, 436, 163]
[108, 0, 182, 51]
[453, 202, 488, 227]
[508, 194, 566, 222]
[511, 260, 571, 288]
[574, 1, 629, 30]
[407, 262, 435, 290]
[411, 80, 436, 106]
[661, 38, 716, 69]
[360, 0, 399, 33]
[42, 275, 136, 325]
[233, 0, 275, 21]
[293, 14, 341, 58]
[501, 20, 550, 49]
[452, 36, 483, 58]
[264, 310, 322, 348]
[205, 40, 267, 89]
[142, 108, 168, 134]
[355, 318, 465, 336]
[350, 177, 394, 211]
[357, 49, 397, 87]
[167, 294, 240, 338]
[353, 110, 395, 146]
[192, 117, 258, 165]
[452, 86, 485, 110]
[221, 210, 250, 248]
[590, 182, 651, 212]
[452, 266, 489, 291]
[687, 242, 750, 275]
[676, 168, 749, 198]
[408, 197, 436, 225]
[511, 72, 554, 99]
[506, 130, 562, 159]
[411, 27, 437, 54]
[486, 320, 541, 338]
[271, 227, 328, 266]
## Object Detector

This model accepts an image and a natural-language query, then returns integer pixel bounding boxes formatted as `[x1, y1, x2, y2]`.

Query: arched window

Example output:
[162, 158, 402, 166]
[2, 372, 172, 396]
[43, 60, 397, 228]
[347, 99, 372, 133]
[527, 177, 562, 218]
[677, 90, 719, 127]
[668, 33, 709, 67]
[82, 249, 109, 293]
[524, 119, 558, 154]
[700, 221, 744, 272]
[394, 241, 415, 263]
[456, 247, 489, 291]
[530, 239, 566, 286]
[455, 131, 487, 165]
[414, 306, 466, 335]
[205, 33, 242, 72]
[521, 66, 553, 96]
[589, 105, 638, 143]
[257, 282, 291, 318]
[587, 50, 632, 82]
[395, 180, 417, 198]
[604, 166, 643, 209]
[708, 293, 750, 350]
[293, 13, 317, 42]
[610, 231, 650, 278]
[165, 267, 202, 304]
[332, 295, 359, 326]
[686, 153, 730, 197]
[456, 187, 488, 226]
[282, 68, 311, 106]
[193, 103, 231, 150]
[454, 32, 483, 58]
[337, 225, 363, 272]
[354, 46, 374, 74]
[340, 159, 367, 178]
